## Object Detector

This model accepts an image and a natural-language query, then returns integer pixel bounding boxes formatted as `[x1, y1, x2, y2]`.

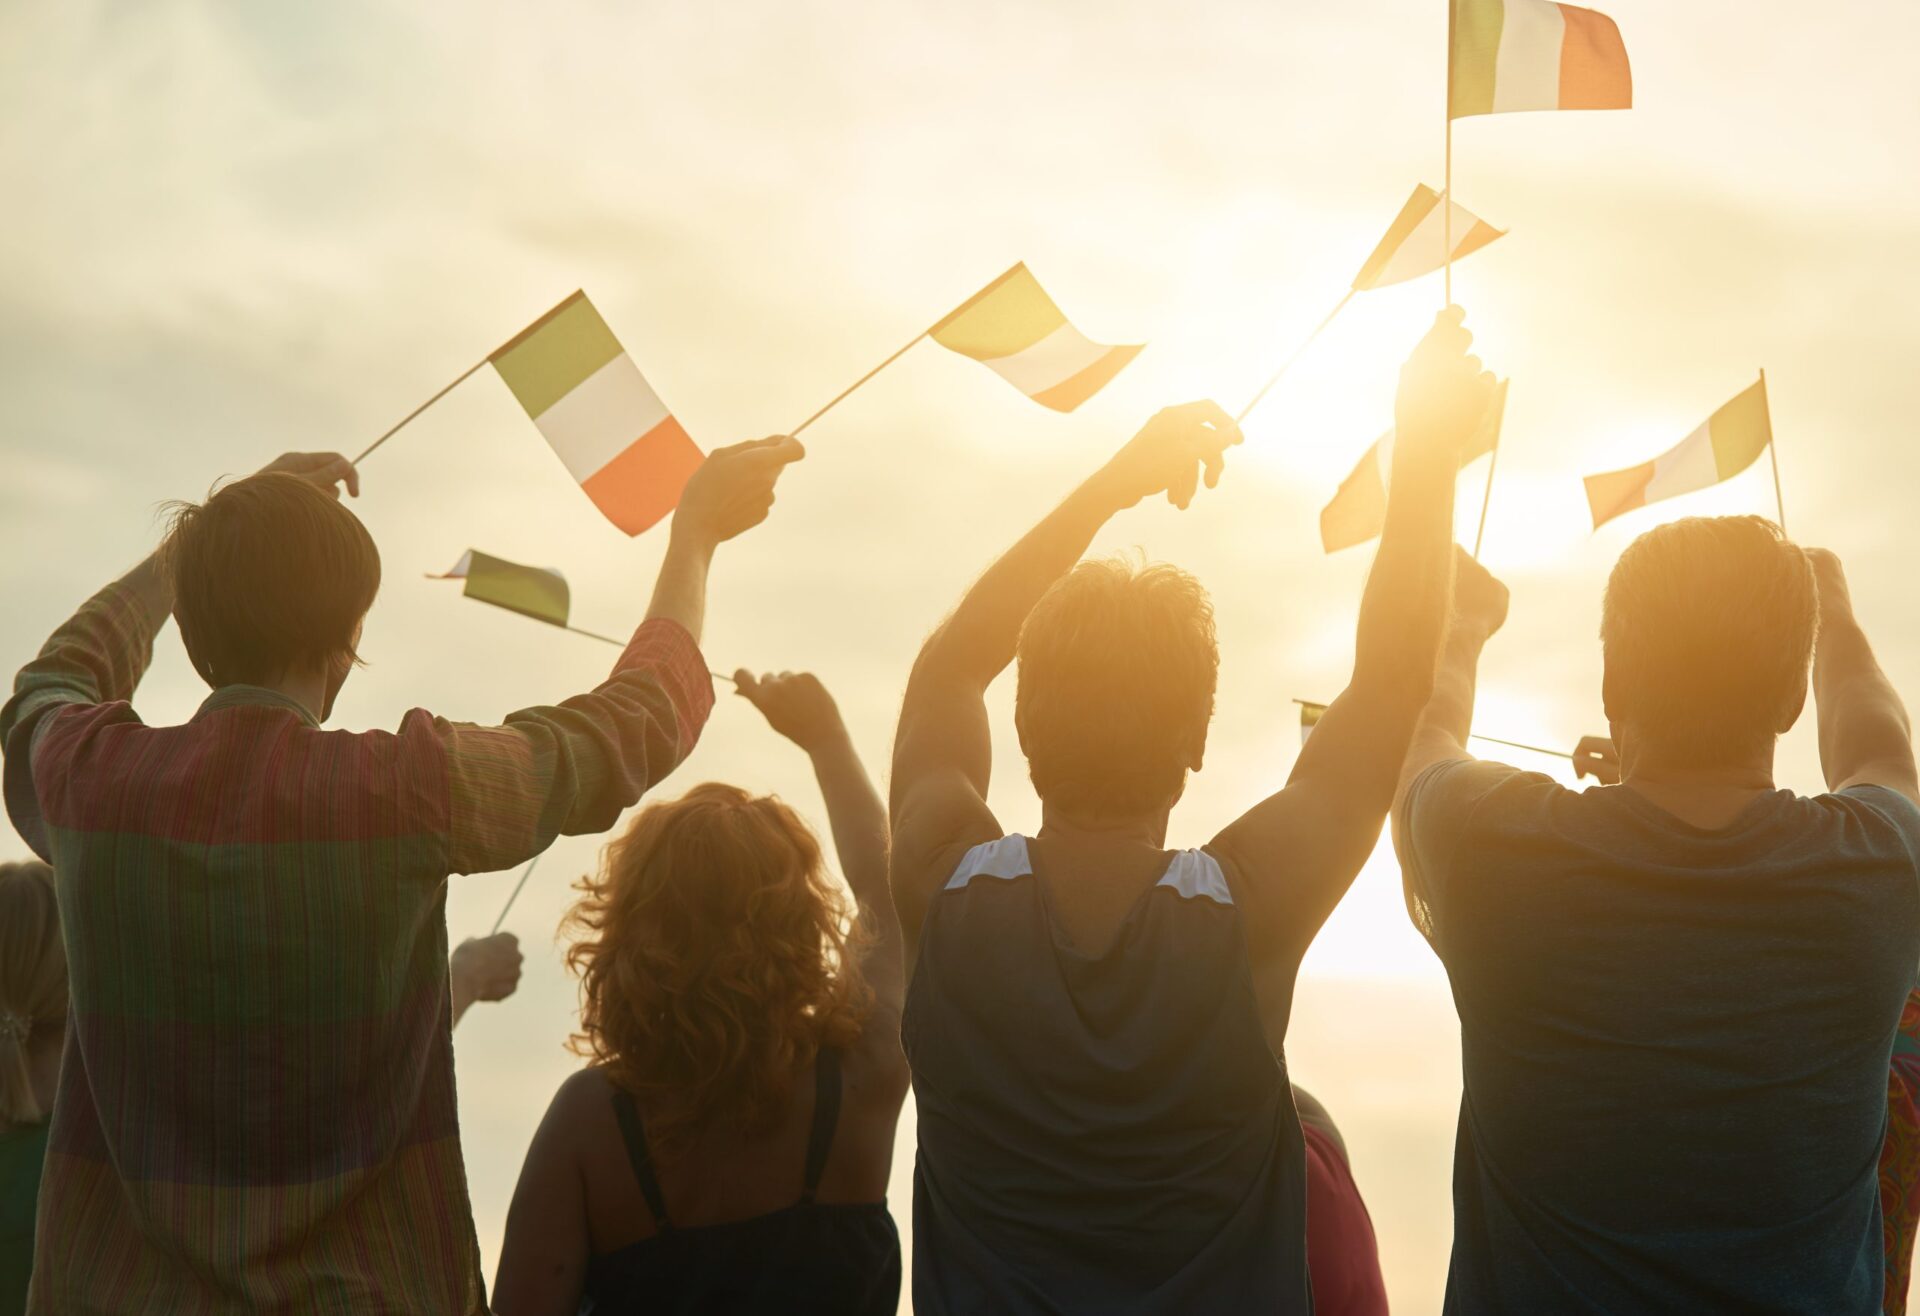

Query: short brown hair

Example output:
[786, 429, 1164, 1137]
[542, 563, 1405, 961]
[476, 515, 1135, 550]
[1601, 516, 1815, 765]
[162, 474, 380, 689]
[564, 783, 872, 1151]
[1015, 557, 1218, 817]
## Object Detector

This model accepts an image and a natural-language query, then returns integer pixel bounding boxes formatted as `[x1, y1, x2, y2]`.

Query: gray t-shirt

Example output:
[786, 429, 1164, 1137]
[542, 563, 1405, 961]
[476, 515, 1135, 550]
[1401, 762, 1920, 1315]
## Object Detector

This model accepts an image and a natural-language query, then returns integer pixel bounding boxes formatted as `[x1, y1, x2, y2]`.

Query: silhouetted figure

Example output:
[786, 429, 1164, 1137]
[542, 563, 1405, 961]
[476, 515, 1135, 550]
[0, 862, 61, 1316]
[492, 671, 907, 1316]
[1394, 525, 1920, 1314]
[0, 440, 800, 1314]
[889, 309, 1495, 1313]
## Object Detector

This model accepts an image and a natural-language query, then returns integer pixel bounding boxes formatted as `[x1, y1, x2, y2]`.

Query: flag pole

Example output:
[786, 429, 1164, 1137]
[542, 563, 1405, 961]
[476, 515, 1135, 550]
[561, 623, 734, 682]
[1236, 290, 1356, 425]
[352, 358, 490, 465]
[1443, 0, 1455, 306]
[490, 854, 541, 935]
[789, 330, 930, 437]
[1761, 368, 1786, 535]
[1471, 437, 1500, 558]
[1291, 699, 1570, 760]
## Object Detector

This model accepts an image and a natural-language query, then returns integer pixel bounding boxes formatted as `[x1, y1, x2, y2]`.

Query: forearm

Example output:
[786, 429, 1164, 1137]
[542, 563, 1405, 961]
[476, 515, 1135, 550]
[808, 727, 892, 911]
[643, 531, 716, 644]
[1351, 451, 1456, 708]
[1399, 624, 1488, 797]
[1814, 607, 1913, 789]
[917, 475, 1120, 686]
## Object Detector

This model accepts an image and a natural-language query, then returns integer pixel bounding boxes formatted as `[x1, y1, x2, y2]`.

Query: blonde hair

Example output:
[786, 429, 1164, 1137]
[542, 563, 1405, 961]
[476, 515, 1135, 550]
[563, 783, 872, 1152]
[0, 861, 65, 1126]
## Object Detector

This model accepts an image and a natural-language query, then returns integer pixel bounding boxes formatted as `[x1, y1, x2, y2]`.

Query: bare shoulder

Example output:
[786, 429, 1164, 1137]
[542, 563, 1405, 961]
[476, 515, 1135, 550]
[841, 1017, 911, 1112]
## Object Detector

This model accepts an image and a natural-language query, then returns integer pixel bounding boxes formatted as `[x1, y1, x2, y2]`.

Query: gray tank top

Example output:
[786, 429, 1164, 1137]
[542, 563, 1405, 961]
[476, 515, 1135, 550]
[903, 835, 1310, 1314]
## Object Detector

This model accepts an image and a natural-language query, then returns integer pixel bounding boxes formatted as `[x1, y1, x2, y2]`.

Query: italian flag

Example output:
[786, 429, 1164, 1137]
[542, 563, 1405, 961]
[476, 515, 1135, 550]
[1352, 184, 1505, 291]
[1450, 0, 1632, 119]
[1584, 377, 1773, 530]
[490, 292, 704, 535]
[432, 550, 571, 628]
[1321, 380, 1509, 554]
[929, 263, 1143, 412]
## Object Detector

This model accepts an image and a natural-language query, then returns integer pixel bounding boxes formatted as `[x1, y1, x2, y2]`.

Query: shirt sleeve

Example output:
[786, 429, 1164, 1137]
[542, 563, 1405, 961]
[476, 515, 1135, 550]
[416, 618, 718, 876]
[1396, 758, 1534, 944]
[1, 581, 161, 859]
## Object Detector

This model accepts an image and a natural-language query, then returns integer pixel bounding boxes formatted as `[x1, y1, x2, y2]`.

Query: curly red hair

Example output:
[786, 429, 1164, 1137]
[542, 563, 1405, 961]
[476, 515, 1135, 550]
[564, 782, 872, 1149]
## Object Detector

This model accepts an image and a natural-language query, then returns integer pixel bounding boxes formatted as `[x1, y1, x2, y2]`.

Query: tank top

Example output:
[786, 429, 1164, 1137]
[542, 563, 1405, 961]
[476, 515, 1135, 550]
[576, 1047, 901, 1315]
[903, 835, 1310, 1314]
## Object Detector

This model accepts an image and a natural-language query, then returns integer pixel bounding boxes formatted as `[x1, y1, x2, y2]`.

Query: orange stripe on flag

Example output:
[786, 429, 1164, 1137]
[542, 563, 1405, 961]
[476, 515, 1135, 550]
[1583, 461, 1654, 529]
[1455, 220, 1503, 264]
[580, 416, 705, 536]
[1029, 345, 1143, 413]
[1557, 4, 1632, 110]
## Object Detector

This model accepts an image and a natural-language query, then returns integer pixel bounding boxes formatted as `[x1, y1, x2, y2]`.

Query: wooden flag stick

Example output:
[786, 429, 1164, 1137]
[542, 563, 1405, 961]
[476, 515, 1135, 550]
[353, 358, 490, 465]
[1443, 1, 1455, 307]
[1471, 437, 1500, 559]
[490, 854, 541, 935]
[1236, 290, 1356, 425]
[789, 330, 930, 437]
[1292, 699, 1567, 759]
[1761, 369, 1786, 535]
[561, 623, 734, 682]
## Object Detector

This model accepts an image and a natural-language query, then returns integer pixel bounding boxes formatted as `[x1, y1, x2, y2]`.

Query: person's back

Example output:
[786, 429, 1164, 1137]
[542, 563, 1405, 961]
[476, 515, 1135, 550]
[0, 444, 799, 1313]
[1395, 520, 1920, 1313]
[0, 862, 63, 1316]
[493, 673, 908, 1316]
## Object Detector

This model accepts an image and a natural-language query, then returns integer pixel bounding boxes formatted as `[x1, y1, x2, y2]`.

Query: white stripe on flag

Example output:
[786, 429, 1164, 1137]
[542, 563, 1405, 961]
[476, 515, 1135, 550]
[1642, 419, 1718, 504]
[1492, 0, 1567, 113]
[533, 353, 673, 483]
[980, 321, 1112, 398]
[1372, 195, 1483, 286]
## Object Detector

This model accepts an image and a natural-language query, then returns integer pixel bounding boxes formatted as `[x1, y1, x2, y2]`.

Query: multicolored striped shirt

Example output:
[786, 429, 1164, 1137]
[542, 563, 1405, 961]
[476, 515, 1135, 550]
[0, 578, 714, 1314]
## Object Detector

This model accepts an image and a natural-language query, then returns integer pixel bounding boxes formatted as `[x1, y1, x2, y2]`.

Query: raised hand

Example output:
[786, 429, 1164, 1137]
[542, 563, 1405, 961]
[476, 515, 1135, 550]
[1451, 544, 1510, 639]
[1805, 547, 1853, 621]
[1092, 401, 1243, 512]
[1395, 307, 1497, 465]
[735, 669, 847, 754]
[257, 452, 359, 499]
[450, 932, 524, 1024]
[1572, 735, 1621, 785]
[673, 436, 806, 548]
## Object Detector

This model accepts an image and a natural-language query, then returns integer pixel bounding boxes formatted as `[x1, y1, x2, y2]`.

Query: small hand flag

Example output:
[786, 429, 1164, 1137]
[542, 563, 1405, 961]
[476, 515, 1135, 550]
[1352, 185, 1506, 291]
[490, 292, 704, 536]
[431, 550, 571, 628]
[1584, 377, 1773, 530]
[1321, 381, 1509, 554]
[929, 263, 1143, 412]
[1450, 0, 1631, 119]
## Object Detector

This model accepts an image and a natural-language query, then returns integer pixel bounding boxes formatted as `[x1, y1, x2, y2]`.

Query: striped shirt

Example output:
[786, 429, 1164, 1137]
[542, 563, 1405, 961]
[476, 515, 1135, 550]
[0, 579, 713, 1314]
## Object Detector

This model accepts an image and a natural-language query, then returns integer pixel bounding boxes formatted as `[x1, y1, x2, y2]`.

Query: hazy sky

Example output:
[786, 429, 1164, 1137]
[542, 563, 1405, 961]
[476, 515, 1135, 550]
[4, 2, 1919, 1307]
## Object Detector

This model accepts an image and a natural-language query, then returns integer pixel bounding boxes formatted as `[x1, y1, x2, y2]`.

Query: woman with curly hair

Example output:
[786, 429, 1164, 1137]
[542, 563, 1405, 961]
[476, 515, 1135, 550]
[493, 670, 908, 1316]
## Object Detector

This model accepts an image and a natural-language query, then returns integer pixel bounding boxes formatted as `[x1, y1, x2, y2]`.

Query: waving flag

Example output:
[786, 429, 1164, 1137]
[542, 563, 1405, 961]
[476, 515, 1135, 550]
[1321, 381, 1509, 553]
[1450, 0, 1631, 119]
[431, 550, 570, 628]
[490, 292, 704, 535]
[1352, 185, 1505, 291]
[929, 264, 1142, 412]
[1584, 377, 1773, 529]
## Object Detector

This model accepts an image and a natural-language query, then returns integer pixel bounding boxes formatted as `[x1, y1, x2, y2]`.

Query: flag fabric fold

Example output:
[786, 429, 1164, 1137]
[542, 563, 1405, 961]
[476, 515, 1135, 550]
[1352, 185, 1506, 291]
[432, 550, 571, 628]
[929, 263, 1143, 412]
[1584, 377, 1773, 529]
[490, 292, 705, 535]
[1450, 0, 1632, 119]
[1321, 380, 1509, 553]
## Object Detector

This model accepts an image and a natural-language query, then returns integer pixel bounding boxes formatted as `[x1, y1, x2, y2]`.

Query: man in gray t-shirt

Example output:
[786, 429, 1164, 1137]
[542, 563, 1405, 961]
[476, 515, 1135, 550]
[1394, 519, 1920, 1315]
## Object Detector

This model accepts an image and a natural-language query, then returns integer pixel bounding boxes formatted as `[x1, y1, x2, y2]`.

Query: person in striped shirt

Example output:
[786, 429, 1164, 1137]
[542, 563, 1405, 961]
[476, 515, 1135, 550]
[0, 437, 801, 1315]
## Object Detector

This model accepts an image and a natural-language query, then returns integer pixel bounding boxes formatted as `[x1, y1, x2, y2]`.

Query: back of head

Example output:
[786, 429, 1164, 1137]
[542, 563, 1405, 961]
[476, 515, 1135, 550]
[564, 783, 871, 1150]
[1601, 516, 1816, 767]
[1015, 557, 1219, 818]
[0, 861, 65, 1125]
[161, 473, 381, 690]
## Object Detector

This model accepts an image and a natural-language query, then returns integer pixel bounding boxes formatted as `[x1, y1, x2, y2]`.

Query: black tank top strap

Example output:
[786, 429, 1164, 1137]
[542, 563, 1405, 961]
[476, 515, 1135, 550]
[799, 1046, 844, 1204]
[610, 1086, 673, 1231]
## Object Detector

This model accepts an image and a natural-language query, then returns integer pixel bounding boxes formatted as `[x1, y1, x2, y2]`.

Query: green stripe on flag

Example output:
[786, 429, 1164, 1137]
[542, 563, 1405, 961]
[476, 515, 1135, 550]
[464, 551, 571, 627]
[490, 292, 626, 419]
[1450, 0, 1505, 119]
[1708, 376, 1772, 478]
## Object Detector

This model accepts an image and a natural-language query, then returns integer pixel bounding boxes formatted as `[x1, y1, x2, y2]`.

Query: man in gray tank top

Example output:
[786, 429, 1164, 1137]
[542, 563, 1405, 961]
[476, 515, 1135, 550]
[888, 308, 1500, 1314]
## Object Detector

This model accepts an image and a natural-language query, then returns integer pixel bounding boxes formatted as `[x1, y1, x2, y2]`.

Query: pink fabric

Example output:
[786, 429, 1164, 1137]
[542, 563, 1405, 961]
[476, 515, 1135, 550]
[1303, 1122, 1390, 1316]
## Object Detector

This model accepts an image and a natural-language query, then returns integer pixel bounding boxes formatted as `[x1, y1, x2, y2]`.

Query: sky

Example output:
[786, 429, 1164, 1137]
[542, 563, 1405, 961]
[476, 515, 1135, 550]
[3, 1, 1919, 1308]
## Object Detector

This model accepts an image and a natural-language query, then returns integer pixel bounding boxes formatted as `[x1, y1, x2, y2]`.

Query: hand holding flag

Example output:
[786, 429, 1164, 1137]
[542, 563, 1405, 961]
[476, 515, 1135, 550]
[1396, 308, 1499, 469]
[672, 436, 807, 548]
[1091, 401, 1243, 512]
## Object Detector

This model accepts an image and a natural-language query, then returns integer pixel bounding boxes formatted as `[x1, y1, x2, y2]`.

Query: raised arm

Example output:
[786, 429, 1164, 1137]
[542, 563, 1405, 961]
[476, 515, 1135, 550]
[439, 437, 804, 876]
[1808, 548, 1918, 803]
[1211, 310, 1496, 960]
[888, 402, 1242, 952]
